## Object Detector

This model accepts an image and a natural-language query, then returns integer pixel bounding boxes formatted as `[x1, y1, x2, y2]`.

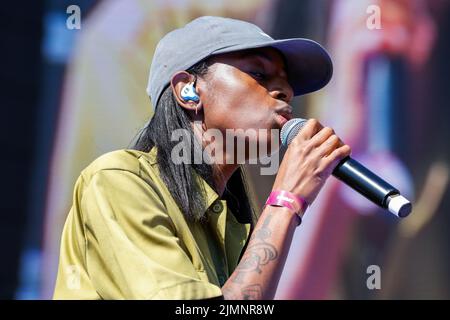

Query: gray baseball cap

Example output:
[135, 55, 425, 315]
[146, 16, 333, 110]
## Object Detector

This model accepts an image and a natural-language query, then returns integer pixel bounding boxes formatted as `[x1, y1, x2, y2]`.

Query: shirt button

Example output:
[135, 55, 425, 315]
[211, 201, 223, 213]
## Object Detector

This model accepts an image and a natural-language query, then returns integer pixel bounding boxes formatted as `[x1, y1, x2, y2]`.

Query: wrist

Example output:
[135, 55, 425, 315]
[265, 190, 308, 225]
[265, 205, 301, 226]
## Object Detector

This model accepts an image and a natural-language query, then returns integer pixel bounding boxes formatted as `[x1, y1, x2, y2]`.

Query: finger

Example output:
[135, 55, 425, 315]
[325, 144, 352, 167]
[316, 134, 344, 157]
[309, 127, 336, 149]
[291, 118, 323, 142]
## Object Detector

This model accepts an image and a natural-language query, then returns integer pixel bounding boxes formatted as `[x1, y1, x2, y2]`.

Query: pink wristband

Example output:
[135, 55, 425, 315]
[265, 190, 308, 223]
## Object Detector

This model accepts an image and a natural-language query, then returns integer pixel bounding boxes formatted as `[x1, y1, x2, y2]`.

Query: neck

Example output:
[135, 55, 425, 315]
[191, 119, 240, 196]
[212, 163, 240, 196]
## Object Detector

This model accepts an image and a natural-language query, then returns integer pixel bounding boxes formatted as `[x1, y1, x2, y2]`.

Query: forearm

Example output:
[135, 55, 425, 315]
[221, 205, 300, 299]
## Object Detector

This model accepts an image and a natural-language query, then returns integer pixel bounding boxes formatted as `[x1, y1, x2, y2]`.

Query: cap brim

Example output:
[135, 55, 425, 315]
[213, 38, 333, 96]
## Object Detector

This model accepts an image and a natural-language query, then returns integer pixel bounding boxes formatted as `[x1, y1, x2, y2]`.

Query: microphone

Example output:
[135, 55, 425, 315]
[280, 118, 412, 218]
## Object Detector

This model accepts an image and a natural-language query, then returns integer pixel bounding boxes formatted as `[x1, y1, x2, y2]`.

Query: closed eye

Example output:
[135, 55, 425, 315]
[249, 71, 266, 80]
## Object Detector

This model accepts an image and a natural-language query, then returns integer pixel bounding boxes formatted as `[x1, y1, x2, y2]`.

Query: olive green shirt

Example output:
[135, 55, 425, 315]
[53, 148, 251, 299]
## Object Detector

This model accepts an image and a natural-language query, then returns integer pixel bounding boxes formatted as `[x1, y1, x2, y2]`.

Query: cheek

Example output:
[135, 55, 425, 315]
[203, 70, 271, 130]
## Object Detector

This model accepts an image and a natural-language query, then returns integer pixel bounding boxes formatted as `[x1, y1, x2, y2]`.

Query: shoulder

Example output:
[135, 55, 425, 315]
[73, 148, 179, 223]
[81, 149, 155, 180]
[75, 149, 168, 212]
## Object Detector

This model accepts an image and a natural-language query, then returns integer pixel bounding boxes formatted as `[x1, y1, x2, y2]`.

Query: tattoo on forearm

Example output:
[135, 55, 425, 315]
[222, 287, 239, 300]
[223, 284, 263, 300]
[241, 284, 262, 300]
[232, 214, 278, 284]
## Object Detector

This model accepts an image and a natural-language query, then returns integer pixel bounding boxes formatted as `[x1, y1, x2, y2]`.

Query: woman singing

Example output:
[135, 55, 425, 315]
[54, 16, 350, 300]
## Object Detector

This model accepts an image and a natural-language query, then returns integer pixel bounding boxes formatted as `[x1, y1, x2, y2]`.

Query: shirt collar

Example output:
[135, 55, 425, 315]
[144, 146, 250, 224]
[145, 146, 218, 207]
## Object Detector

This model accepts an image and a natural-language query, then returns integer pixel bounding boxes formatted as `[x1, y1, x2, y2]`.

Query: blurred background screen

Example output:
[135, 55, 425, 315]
[1, 0, 449, 300]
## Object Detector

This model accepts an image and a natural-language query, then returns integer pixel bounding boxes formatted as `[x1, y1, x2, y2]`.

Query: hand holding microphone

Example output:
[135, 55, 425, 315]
[272, 119, 352, 211]
[273, 118, 411, 218]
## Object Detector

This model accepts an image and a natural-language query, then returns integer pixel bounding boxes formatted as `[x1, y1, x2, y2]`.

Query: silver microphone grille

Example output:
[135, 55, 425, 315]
[280, 118, 308, 147]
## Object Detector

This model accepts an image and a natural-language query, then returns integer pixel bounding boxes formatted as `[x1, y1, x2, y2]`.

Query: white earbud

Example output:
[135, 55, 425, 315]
[181, 82, 199, 102]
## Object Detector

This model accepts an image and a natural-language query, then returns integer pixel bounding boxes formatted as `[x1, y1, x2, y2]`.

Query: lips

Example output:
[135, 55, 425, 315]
[274, 105, 293, 128]
[276, 114, 289, 127]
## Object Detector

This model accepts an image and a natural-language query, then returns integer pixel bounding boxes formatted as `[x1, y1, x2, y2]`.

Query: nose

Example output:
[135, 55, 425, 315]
[269, 80, 293, 103]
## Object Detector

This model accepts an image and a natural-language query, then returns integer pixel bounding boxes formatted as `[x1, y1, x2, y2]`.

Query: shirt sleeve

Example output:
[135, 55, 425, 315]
[80, 168, 223, 299]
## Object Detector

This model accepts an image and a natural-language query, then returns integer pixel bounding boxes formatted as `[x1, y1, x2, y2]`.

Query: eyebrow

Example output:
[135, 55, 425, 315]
[240, 51, 273, 63]
[239, 51, 288, 78]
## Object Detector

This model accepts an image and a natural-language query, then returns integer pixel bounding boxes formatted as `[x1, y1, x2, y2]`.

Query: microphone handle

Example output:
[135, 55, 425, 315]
[332, 157, 399, 208]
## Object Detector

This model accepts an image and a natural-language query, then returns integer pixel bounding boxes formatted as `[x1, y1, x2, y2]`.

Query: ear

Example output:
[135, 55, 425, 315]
[170, 71, 202, 113]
